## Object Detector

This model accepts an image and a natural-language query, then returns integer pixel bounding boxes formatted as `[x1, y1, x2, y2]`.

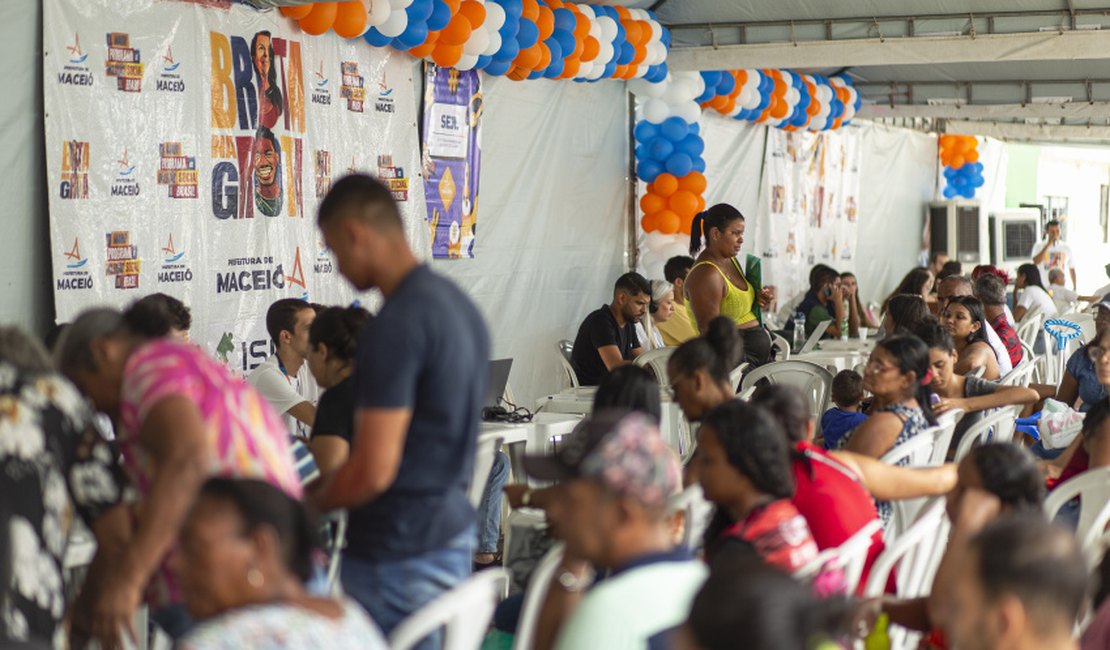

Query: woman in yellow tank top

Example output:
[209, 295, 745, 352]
[685, 204, 777, 366]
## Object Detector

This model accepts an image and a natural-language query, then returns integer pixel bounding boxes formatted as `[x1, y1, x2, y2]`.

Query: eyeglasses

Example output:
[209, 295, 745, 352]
[1089, 346, 1110, 363]
[864, 358, 898, 374]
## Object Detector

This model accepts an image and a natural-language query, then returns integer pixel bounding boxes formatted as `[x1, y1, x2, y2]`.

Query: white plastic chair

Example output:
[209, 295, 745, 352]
[669, 484, 714, 552]
[324, 510, 348, 595]
[794, 520, 882, 596]
[468, 433, 503, 510]
[879, 432, 935, 468]
[999, 359, 1035, 387]
[554, 340, 579, 388]
[1015, 308, 1044, 350]
[739, 360, 834, 416]
[634, 347, 675, 385]
[729, 362, 751, 392]
[771, 333, 791, 361]
[389, 568, 511, 650]
[1045, 467, 1110, 567]
[863, 498, 951, 649]
[511, 544, 565, 650]
[927, 410, 964, 466]
[952, 409, 1014, 462]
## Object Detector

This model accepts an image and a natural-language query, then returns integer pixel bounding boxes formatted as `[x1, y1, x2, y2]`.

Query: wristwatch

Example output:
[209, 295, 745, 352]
[557, 568, 595, 592]
[521, 488, 533, 507]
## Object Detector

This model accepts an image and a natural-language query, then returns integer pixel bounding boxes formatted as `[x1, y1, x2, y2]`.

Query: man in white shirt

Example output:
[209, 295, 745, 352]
[247, 298, 320, 439]
[523, 412, 706, 650]
[1048, 269, 1080, 312]
[1031, 220, 1077, 290]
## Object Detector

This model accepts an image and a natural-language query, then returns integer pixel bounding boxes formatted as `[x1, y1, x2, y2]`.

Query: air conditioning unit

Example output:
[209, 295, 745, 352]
[989, 209, 1041, 275]
[928, 201, 987, 265]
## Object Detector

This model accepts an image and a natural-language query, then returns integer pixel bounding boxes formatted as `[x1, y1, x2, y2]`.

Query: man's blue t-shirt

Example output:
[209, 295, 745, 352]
[347, 265, 490, 562]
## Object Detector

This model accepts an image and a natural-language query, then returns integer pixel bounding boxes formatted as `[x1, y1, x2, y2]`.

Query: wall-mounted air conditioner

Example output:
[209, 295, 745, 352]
[928, 201, 987, 266]
[989, 209, 1041, 276]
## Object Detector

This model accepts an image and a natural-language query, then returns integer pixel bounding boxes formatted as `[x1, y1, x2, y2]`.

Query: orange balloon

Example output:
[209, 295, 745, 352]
[641, 213, 658, 233]
[410, 41, 437, 58]
[708, 95, 728, 111]
[536, 7, 555, 40]
[535, 43, 552, 70]
[734, 70, 748, 87]
[613, 64, 629, 79]
[679, 213, 695, 235]
[965, 149, 980, 163]
[678, 171, 707, 194]
[515, 43, 542, 70]
[439, 14, 473, 46]
[280, 4, 314, 20]
[623, 21, 642, 45]
[299, 2, 338, 35]
[722, 97, 737, 114]
[432, 43, 464, 67]
[832, 117, 844, 130]
[507, 65, 530, 81]
[655, 210, 681, 235]
[333, 1, 368, 38]
[949, 154, 965, 169]
[631, 45, 647, 65]
[640, 192, 666, 216]
[574, 12, 589, 38]
[614, 6, 631, 20]
[560, 57, 581, 78]
[770, 97, 789, 119]
[520, 0, 539, 21]
[546, 0, 564, 8]
[581, 36, 599, 61]
[668, 190, 700, 220]
[569, 36, 584, 60]
[773, 78, 786, 97]
[458, 1, 486, 28]
[442, 0, 461, 13]
[653, 173, 679, 198]
[696, 195, 706, 212]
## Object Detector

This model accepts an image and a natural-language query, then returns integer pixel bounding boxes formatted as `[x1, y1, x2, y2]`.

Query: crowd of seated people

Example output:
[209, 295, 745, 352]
[5, 185, 1110, 650]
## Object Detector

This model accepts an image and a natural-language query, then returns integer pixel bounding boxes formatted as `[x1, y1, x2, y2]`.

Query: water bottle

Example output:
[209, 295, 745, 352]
[793, 311, 806, 353]
[840, 313, 849, 340]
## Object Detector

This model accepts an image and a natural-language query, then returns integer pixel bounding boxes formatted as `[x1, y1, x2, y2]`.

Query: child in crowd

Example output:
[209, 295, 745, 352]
[820, 370, 868, 450]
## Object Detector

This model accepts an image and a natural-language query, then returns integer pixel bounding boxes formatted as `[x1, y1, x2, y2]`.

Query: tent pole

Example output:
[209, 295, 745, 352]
[627, 90, 639, 272]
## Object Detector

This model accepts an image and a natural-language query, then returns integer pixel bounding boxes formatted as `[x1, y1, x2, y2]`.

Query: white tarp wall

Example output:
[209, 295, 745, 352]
[433, 76, 629, 406]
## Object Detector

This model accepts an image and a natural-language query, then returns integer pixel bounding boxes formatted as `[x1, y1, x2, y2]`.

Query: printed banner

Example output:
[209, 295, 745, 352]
[758, 128, 862, 304]
[422, 64, 482, 259]
[45, 0, 426, 374]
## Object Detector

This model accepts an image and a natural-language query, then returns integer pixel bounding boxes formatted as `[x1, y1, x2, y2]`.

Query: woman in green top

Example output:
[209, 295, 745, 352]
[685, 204, 776, 367]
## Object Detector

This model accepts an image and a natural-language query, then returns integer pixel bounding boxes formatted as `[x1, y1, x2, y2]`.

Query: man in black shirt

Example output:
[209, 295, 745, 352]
[571, 272, 651, 386]
[311, 174, 489, 647]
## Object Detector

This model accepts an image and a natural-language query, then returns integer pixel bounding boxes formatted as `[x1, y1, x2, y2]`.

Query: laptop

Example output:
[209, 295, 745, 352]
[484, 359, 513, 411]
[799, 320, 832, 354]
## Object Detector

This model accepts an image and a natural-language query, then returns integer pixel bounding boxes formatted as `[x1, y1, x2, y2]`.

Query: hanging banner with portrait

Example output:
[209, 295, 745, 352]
[44, 0, 426, 374]
[758, 127, 862, 305]
[422, 63, 482, 259]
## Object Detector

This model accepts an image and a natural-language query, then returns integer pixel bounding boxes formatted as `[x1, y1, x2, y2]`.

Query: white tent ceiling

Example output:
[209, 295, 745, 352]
[624, 0, 1110, 142]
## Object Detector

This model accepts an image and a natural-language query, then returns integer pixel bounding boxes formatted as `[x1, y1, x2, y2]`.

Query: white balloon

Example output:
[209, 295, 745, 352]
[738, 87, 754, 107]
[378, 9, 408, 37]
[483, 30, 502, 56]
[648, 21, 663, 41]
[786, 87, 800, 104]
[588, 22, 601, 39]
[780, 71, 794, 86]
[366, 0, 392, 27]
[628, 77, 660, 97]
[597, 16, 618, 42]
[456, 53, 479, 71]
[643, 98, 669, 123]
[388, 0, 412, 8]
[484, 2, 506, 31]
[830, 76, 846, 88]
[674, 100, 702, 125]
[632, 65, 648, 79]
[464, 27, 489, 55]
[727, 102, 743, 117]
[577, 4, 595, 20]
[597, 41, 615, 65]
[818, 85, 833, 102]
[647, 42, 666, 65]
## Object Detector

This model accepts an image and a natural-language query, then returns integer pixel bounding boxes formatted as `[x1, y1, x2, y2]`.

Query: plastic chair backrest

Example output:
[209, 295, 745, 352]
[729, 362, 750, 392]
[928, 410, 964, 466]
[879, 433, 935, 468]
[390, 568, 511, 650]
[796, 520, 883, 591]
[669, 484, 713, 552]
[739, 360, 834, 416]
[324, 510, 348, 595]
[468, 434, 503, 510]
[634, 347, 675, 385]
[511, 545, 564, 650]
[554, 341, 579, 388]
[999, 360, 1035, 387]
[1045, 467, 1110, 565]
[1015, 309, 1044, 348]
[771, 333, 791, 361]
[952, 409, 1012, 462]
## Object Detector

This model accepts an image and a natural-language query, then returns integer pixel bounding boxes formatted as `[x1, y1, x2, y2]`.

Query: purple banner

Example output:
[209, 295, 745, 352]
[422, 64, 481, 259]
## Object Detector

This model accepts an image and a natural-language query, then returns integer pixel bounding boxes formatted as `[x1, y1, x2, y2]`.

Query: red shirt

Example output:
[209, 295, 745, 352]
[724, 499, 818, 573]
[791, 442, 885, 591]
[990, 312, 1023, 367]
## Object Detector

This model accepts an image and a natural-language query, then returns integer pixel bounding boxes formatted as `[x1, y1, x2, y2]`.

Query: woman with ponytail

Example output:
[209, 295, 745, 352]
[667, 317, 746, 424]
[685, 204, 776, 367]
[174, 478, 386, 649]
[307, 306, 371, 476]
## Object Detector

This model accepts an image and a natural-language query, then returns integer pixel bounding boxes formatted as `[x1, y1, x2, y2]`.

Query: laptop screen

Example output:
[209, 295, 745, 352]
[485, 359, 513, 409]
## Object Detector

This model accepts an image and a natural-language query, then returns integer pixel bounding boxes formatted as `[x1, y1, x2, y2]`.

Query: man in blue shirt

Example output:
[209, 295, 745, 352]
[311, 174, 490, 647]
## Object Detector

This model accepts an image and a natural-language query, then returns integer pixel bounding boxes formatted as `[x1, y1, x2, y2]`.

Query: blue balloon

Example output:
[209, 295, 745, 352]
[960, 187, 976, 199]
[689, 123, 700, 135]
[553, 8, 576, 32]
[428, 0, 452, 31]
[544, 57, 565, 78]
[484, 57, 513, 76]
[553, 29, 576, 57]
[951, 175, 967, 188]
[943, 186, 958, 199]
[972, 162, 984, 174]
[971, 175, 985, 188]
[717, 74, 736, 96]
[498, 0, 522, 20]
[634, 144, 647, 160]
[617, 41, 635, 65]
[499, 16, 520, 40]
[701, 71, 723, 89]
[407, 0, 434, 23]
[649, 138, 674, 161]
[695, 88, 715, 104]
[475, 54, 492, 70]
[545, 38, 563, 65]
[692, 157, 706, 173]
[602, 59, 618, 78]
[634, 120, 658, 142]
[613, 21, 626, 44]
[665, 152, 694, 177]
[646, 63, 668, 83]
[527, 69, 544, 80]
[660, 116, 688, 142]
[363, 28, 394, 47]
[395, 21, 430, 49]
[661, 26, 672, 47]
[677, 134, 705, 157]
[637, 159, 663, 183]
[493, 37, 519, 61]
[516, 19, 539, 50]
[756, 93, 771, 111]
[943, 167, 957, 179]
